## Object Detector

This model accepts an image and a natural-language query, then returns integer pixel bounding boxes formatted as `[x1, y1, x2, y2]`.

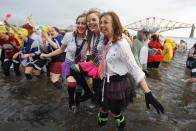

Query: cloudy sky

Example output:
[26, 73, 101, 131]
[0, 0, 196, 37]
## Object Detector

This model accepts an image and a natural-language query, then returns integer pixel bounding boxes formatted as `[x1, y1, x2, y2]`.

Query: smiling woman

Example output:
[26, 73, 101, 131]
[98, 11, 164, 129]
[40, 13, 88, 110]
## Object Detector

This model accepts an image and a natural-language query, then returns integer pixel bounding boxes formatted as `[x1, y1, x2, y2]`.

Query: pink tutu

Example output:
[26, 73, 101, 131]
[79, 62, 99, 79]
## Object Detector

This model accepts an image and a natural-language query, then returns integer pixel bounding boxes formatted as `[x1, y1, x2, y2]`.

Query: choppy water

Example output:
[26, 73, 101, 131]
[0, 51, 196, 131]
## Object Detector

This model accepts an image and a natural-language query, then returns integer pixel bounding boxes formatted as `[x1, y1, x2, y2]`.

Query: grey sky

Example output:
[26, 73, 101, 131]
[0, 0, 196, 37]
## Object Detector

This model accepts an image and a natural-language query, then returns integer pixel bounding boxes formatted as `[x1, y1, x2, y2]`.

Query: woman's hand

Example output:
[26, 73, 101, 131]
[145, 91, 164, 114]
[40, 53, 47, 59]
[21, 54, 32, 58]
[42, 30, 49, 39]
[27, 14, 32, 20]
[13, 53, 19, 59]
[3, 19, 9, 26]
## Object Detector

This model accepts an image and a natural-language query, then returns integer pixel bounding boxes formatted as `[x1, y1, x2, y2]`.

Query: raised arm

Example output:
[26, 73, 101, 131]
[42, 31, 58, 49]
[4, 19, 19, 34]
[27, 14, 36, 30]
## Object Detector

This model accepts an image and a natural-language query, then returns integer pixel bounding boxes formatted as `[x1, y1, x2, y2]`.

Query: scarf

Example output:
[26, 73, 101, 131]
[99, 37, 113, 79]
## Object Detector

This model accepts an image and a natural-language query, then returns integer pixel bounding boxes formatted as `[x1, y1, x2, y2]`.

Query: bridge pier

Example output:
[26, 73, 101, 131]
[189, 24, 195, 38]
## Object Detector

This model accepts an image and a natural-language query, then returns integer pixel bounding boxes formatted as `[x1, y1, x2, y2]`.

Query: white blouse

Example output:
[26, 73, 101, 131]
[106, 38, 145, 84]
[61, 32, 88, 62]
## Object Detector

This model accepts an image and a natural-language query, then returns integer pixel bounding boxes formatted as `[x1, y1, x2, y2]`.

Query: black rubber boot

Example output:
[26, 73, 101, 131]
[91, 79, 102, 105]
[67, 87, 76, 110]
[75, 89, 82, 107]
[46, 64, 50, 77]
[53, 81, 63, 90]
[1, 49, 5, 67]
[70, 68, 93, 102]
[25, 74, 33, 80]
[13, 62, 21, 76]
[3, 60, 12, 76]
[98, 112, 108, 127]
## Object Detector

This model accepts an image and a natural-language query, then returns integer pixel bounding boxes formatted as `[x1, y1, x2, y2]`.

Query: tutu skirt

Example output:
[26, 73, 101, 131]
[61, 61, 74, 78]
[79, 62, 99, 79]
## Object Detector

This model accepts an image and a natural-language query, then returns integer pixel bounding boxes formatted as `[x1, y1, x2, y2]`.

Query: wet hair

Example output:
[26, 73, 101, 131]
[100, 11, 123, 43]
[86, 9, 101, 51]
[51, 27, 60, 33]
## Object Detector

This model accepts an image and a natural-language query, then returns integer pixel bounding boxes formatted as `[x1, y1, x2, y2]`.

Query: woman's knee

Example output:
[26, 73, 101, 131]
[50, 72, 61, 83]
[25, 67, 33, 74]
[34, 70, 41, 76]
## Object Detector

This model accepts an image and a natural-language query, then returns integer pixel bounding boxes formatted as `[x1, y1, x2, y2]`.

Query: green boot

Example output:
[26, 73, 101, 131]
[115, 115, 126, 129]
[98, 112, 108, 127]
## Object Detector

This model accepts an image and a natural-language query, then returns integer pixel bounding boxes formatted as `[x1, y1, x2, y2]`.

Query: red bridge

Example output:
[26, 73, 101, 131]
[125, 17, 195, 38]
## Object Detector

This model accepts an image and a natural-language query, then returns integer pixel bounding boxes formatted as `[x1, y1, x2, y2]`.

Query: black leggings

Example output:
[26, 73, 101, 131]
[101, 99, 122, 115]
[3, 60, 20, 76]
[70, 66, 91, 94]
[147, 62, 160, 68]
[91, 79, 102, 104]
[0, 49, 5, 67]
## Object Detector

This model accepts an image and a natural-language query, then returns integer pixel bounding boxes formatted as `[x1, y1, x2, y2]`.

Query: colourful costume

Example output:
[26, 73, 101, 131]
[61, 32, 87, 78]
[61, 31, 88, 108]
[49, 34, 65, 74]
[98, 38, 145, 128]
[20, 37, 48, 70]
[0, 35, 21, 76]
[0, 25, 21, 76]
[70, 32, 105, 103]
[132, 25, 158, 70]
[162, 38, 173, 63]
[78, 33, 105, 79]
[147, 39, 163, 68]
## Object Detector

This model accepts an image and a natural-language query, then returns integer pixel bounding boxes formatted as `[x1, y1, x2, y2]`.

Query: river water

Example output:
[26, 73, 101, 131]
[0, 38, 196, 131]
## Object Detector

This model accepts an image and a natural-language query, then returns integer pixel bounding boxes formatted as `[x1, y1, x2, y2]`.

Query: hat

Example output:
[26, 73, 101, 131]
[8, 28, 15, 34]
[123, 27, 128, 32]
[0, 25, 7, 33]
[43, 26, 50, 33]
[18, 28, 28, 37]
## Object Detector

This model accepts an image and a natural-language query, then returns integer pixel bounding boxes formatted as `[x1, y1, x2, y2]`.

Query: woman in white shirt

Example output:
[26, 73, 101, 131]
[70, 9, 105, 103]
[40, 13, 88, 110]
[98, 12, 164, 129]
[70, 9, 134, 104]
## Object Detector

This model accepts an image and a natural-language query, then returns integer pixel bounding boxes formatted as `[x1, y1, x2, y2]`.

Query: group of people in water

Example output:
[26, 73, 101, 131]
[0, 8, 194, 129]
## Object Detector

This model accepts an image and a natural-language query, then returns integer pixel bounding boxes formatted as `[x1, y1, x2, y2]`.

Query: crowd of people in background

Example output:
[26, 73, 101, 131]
[0, 8, 195, 129]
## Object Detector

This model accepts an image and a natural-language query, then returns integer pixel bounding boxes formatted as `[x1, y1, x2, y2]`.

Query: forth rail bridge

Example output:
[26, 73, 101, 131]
[124, 17, 195, 38]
